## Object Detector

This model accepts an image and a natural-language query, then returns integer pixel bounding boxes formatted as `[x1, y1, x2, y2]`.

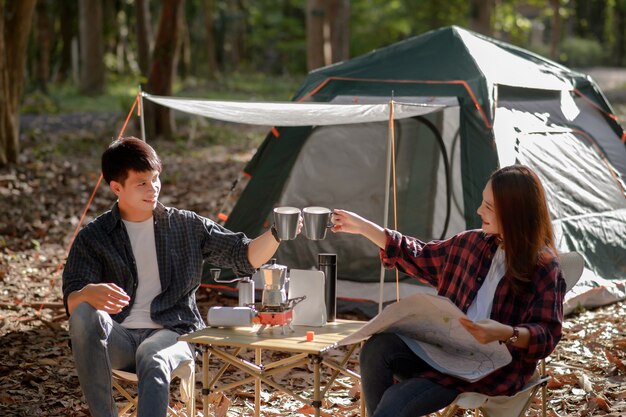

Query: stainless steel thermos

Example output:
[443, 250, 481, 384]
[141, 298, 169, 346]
[318, 253, 337, 322]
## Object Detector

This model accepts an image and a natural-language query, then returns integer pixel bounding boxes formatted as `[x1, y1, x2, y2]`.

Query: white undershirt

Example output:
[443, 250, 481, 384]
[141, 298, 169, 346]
[466, 246, 506, 321]
[121, 217, 163, 329]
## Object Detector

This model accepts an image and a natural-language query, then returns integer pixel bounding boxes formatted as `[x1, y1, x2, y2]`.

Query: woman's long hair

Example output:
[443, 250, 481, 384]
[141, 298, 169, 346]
[491, 165, 556, 291]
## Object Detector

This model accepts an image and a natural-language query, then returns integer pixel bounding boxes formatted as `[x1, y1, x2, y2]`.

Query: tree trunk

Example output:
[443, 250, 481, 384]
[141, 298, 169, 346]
[54, 1, 76, 83]
[549, 0, 561, 60]
[0, 0, 36, 166]
[179, 11, 191, 80]
[135, 0, 153, 77]
[328, 0, 350, 63]
[306, 0, 326, 71]
[145, 0, 184, 139]
[78, 0, 105, 95]
[614, 2, 626, 66]
[34, 0, 52, 93]
[225, 0, 244, 69]
[203, 0, 218, 79]
[469, 0, 493, 36]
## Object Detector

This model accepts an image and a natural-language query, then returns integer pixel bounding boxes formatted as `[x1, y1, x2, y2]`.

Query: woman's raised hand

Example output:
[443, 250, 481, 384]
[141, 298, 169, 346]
[330, 209, 368, 235]
[331, 209, 388, 249]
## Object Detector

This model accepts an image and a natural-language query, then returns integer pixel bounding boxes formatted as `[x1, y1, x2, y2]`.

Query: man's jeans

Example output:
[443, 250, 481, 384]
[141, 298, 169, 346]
[360, 332, 460, 417]
[69, 303, 194, 417]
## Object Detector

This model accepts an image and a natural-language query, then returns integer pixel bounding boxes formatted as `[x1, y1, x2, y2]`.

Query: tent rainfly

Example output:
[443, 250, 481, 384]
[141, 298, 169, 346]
[143, 26, 626, 317]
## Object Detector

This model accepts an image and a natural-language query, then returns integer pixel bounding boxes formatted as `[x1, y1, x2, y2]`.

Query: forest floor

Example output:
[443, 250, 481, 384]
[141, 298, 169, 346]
[1, 110, 625, 417]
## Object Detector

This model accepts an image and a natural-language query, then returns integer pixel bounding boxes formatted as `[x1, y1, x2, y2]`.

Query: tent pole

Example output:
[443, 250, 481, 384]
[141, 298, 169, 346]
[379, 100, 394, 314]
[139, 85, 146, 142]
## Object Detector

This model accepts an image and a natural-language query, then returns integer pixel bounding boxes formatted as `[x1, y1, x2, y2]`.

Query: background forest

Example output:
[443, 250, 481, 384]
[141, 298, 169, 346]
[3, 0, 626, 166]
[1, 1, 626, 417]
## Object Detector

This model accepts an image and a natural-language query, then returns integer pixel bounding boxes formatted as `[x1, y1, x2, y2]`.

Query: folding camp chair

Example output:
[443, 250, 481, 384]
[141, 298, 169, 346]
[112, 358, 196, 417]
[432, 251, 585, 417]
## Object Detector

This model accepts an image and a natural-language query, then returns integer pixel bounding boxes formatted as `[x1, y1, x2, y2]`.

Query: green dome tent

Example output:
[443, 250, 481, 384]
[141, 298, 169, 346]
[144, 26, 626, 316]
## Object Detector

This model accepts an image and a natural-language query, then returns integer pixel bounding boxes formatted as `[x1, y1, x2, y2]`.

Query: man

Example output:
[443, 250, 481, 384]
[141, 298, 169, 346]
[62, 137, 292, 417]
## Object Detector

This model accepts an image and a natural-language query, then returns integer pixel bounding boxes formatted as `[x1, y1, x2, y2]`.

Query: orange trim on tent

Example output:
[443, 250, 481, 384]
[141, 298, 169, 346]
[336, 296, 379, 303]
[574, 89, 619, 122]
[622, 132, 626, 144]
[271, 127, 280, 137]
[242, 170, 252, 178]
[297, 76, 493, 129]
[217, 213, 229, 222]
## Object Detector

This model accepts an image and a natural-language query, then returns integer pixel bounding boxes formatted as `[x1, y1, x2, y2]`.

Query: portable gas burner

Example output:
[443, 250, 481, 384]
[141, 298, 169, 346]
[252, 259, 305, 334]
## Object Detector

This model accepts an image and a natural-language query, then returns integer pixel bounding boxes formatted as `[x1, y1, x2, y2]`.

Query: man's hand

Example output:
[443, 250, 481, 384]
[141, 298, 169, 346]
[68, 283, 130, 315]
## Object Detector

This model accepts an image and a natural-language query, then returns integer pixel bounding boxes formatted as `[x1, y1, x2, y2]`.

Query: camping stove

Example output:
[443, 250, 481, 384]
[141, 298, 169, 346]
[252, 259, 305, 335]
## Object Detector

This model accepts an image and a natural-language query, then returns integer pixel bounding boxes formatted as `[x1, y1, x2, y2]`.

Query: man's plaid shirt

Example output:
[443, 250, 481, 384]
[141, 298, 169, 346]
[62, 202, 255, 335]
[381, 229, 566, 396]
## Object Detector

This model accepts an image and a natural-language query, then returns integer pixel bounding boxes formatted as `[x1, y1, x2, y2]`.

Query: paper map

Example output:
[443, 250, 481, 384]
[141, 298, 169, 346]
[338, 292, 512, 382]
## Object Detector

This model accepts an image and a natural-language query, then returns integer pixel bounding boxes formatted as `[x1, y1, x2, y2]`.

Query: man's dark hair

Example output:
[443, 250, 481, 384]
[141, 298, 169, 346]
[101, 137, 162, 184]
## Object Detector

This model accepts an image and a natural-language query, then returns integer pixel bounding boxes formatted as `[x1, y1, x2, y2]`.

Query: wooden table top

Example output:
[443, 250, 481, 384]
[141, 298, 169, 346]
[179, 319, 366, 354]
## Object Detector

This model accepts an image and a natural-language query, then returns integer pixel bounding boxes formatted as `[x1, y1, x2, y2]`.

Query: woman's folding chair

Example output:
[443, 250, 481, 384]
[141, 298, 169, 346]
[432, 251, 585, 417]
[111, 358, 196, 417]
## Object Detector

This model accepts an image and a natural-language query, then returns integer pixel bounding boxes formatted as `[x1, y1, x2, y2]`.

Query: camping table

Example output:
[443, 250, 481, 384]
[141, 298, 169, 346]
[178, 319, 366, 417]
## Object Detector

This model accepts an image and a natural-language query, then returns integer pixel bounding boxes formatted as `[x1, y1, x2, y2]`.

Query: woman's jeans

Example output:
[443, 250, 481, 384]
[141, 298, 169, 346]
[68, 302, 193, 417]
[360, 332, 460, 417]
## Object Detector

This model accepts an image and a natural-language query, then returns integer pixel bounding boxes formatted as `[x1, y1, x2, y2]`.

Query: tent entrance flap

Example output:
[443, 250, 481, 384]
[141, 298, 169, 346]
[272, 106, 463, 284]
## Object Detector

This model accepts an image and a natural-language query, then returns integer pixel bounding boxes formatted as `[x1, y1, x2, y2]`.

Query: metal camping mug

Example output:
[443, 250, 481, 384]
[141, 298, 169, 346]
[303, 207, 333, 240]
[273, 207, 301, 240]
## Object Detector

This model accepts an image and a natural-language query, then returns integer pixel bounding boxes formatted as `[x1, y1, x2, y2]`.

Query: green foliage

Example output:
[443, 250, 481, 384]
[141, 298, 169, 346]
[21, 91, 61, 115]
[494, 1, 534, 45]
[351, 0, 469, 56]
[175, 72, 302, 101]
[559, 36, 605, 67]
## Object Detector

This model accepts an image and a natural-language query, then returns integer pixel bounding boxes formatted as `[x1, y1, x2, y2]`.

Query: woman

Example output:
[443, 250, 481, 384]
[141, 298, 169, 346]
[331, 165, 566, 417]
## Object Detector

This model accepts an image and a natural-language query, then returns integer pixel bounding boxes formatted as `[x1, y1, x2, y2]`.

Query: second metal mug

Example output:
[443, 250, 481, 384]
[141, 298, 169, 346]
[303, 207, 333, 240]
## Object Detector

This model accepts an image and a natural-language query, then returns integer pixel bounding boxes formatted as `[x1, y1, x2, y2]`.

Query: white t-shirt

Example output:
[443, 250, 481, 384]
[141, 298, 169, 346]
[466, 246, 506, 321]
[121, 217, 163, 329]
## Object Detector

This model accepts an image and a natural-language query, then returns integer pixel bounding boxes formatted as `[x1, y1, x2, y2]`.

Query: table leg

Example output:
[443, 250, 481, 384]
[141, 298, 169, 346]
[202, 347, 209, 417]
[361, 341, 366, 417]
[312, 355, 321, 417]
[255, 347, 261, 417]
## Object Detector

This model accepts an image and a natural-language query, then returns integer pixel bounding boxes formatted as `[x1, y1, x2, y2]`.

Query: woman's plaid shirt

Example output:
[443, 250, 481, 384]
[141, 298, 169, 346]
[380, 229, 566, 396]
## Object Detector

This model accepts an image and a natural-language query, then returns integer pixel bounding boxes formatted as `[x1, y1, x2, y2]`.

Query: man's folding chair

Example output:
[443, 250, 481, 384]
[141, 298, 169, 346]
[432, 251, 585, 417]
[111, 358, 196, 417]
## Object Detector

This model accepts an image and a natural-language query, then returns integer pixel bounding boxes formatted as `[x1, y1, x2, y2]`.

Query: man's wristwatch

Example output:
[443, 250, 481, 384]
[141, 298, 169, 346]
[270, 225, 281, 243]
[501, 326, 519, 345]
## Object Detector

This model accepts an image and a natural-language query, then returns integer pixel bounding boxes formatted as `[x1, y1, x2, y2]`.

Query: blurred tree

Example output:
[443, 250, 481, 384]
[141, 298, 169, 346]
[145, 0, 184, 138]
[549, 0, 562, 60]
[470, 0, 494, 35]
[203, 0, 218, 78]
[0, 0, 36, 166]
[33, 0, 52, 93]
[328, 0, 350, 63]
[79, 0, 105, 95]
[136, 0, 153, 78]
[53, 1, 77, 83]
[306, 0, 350, 71]
[615, 0, 626, 66]
[306, 0, 325, 70]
